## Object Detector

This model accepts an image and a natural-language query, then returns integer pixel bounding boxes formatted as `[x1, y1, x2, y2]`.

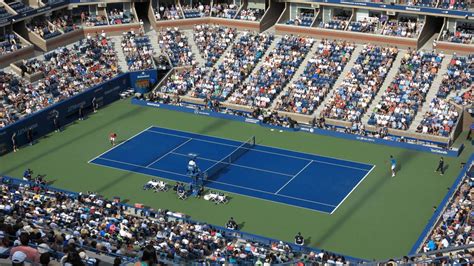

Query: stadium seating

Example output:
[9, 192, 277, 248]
[439, 0, 470, 10]
[0, 6, 12, 20]
[27, 17, 62, 39]
[158, 28, 194, 67]
[452, 90, 472, 106]
[0, 33, 21, 56]
[318, 16, 350, 30]
[236, 8, 265, 21]
[50, 12, 78, 33]
[8, 1, 34, 14]
[441, 23, 473, 44]
[275, 40, 355, 114]
[121, 31, 154, 71]
[437, 55, 473, 98]
[182, 4, 210, 18]
[154, 5, 183, 20]
[81, 12, 109, 26]
[190, 32, 274, 100]
[212, 3, 238, 18]
[228, 35, 313, 108]
[0, 36, 119, 128]
[322, 45, 399, 122]
[347, 18, 380, 33]
[368, 51, 443, 130]
[421, 171, 473, 252]
[155, 66, 207, 95]
[286, 13, 315, 27]
[0, 177, 352, 265]
[416, 98, 460, 136]
[382, 19, 423, 38]
[193, 25, 237, 67]
[108, 8, 133, 24]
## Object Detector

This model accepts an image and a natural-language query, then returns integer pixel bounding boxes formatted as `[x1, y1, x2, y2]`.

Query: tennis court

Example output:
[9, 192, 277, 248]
[89, 126, 375, 214]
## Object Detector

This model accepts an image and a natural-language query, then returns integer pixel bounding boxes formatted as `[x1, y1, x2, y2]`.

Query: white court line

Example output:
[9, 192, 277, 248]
[274, 161, 313, 194]
[329, 165, 376, 215]
[148, 125, 374, 167]
[87, 126, 153, 164]
[146, 138, 193, 167]
[91, 157, 337, 208]
[170, 152, 294, 177]
[147, 129, 370, 171]
[88, 159, 333, 215]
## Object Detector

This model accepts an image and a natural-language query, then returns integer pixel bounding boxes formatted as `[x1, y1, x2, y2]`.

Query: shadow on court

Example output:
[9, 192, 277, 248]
[1, 107, 146, 175]
[314, 150, 419, 247]
[197, 118, 232, 135]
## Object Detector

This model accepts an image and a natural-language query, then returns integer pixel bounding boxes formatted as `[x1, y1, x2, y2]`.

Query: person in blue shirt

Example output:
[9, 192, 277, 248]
[390, 155, 397, 177]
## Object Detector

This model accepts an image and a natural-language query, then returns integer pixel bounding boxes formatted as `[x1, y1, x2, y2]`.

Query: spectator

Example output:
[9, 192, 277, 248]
[193, 24, 236, 67]
[10, 233, 40, 263]
[134, 245, 158, 266]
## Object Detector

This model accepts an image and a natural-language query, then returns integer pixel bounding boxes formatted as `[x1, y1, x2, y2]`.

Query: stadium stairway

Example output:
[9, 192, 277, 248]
[312, 44, 364, 118]
[111, 36, 130, 72]
[409, 53, 453, 131]
[213, 32, 242, 67]
[240, 35, 280, 86]
[269, 42, 320, 109]
[360, 50, 403, 125]
[146, 30, 161, 57]
[183, 30, 206, 66]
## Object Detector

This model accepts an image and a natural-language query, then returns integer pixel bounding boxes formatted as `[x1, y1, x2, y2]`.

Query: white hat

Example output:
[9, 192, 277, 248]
[12, 251, 27, 263]
[38, 243, 50, 254]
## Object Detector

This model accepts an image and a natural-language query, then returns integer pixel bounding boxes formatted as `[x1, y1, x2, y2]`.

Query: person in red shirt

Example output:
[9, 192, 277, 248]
[110, 132, 117, 146]
[10, 233, 40, 263]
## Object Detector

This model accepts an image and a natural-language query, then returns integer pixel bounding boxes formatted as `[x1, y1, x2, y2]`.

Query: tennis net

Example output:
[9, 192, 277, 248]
[204, 136, 256, 180]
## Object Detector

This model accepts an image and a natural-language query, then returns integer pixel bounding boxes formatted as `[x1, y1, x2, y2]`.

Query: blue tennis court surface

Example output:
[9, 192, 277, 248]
[89, 126, 375, 214]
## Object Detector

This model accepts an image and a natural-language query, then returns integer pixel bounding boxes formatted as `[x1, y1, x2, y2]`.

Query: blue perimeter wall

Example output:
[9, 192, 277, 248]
[0, 70, 157, 155]
[409, 153, 474, 254]
[132, 99, 464, 157]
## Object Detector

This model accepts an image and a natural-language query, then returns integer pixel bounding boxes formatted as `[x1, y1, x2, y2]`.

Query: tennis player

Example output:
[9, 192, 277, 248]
[110, 132, 117, 146]
[390, 155, 397, 177]
[188, 157, 199, 175]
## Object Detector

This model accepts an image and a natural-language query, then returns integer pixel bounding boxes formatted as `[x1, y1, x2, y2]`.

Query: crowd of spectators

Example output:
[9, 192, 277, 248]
[322, 45, 398, 122]
[368, 50, 443, 130]
[438, 0, 471, 10]
[416, 98, 460, 136]
[236, 8, 265, 21]
[437, 55, 473, 98]
[441, 24, 473, 44]
[193, 24, 237, 67]
[421, 167, 473, 252]
[318, 15, 350, 30]
[121, 31, 154, 71]
[0, 35, 119, 128]
[182, 3, 211, 18]
[190, 32, 274, 100]
[0, 33, 21, 56]
[228, 35, 313, 108]
[286, 13, 315, 27]
[452, 90, 472, 106]
[0, 72, 28, 128]
[158, 28, 195, 67]
[275, 40, 355, 114]
[156, 67, 207, 95]
[27, 17, 62, 39]
[348, 17, 381, 33]
[382, 19, 423, 38]
[50, 12, 78, 33]
[0, 176, 353, 265]
[108, 8, 133, 24]
[154, 5, 183, 20]
[80, 12, 108, 26]
[212, 3, 238, 18]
